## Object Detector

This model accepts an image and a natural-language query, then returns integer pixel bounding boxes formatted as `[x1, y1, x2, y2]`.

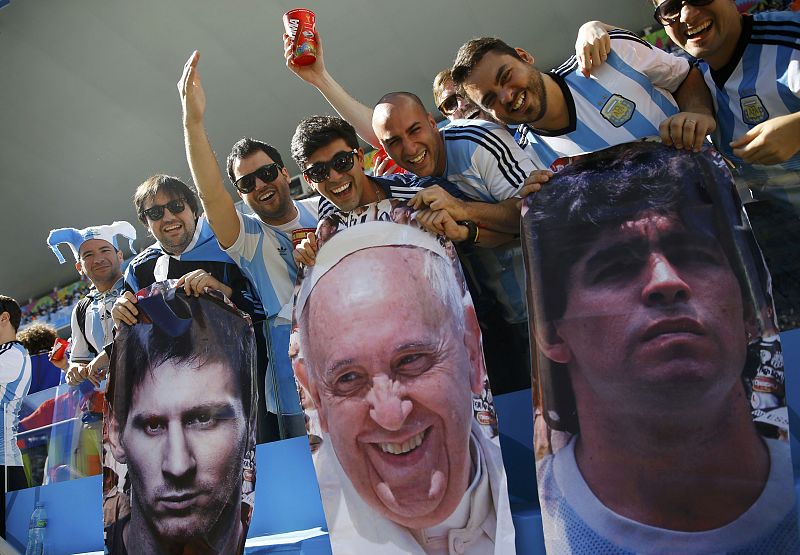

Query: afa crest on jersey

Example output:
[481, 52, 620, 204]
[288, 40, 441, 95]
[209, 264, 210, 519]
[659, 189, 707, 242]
[740, 95, 769, 126]
[601, 94, 636, 128]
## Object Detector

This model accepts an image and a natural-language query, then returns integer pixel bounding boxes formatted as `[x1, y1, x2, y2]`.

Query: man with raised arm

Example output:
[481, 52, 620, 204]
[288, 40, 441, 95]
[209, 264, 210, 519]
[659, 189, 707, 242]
[177, 51, 317, 438]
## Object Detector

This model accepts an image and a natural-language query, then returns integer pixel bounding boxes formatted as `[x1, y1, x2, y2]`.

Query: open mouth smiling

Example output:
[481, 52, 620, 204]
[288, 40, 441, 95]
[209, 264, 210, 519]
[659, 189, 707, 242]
[258, 190, 276, 202]
[376, 429, 427, 456]
[330, 181, 352, 196]
[509, 90, 526, 112]
[686, 20, 711, 37]
[407, 150, 427, 166]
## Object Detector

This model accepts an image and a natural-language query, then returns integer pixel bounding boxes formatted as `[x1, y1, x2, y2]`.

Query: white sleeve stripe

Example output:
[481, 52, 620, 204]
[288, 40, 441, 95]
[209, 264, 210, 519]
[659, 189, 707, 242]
[555, 58, 580, 77]
[446, 126, 528, 181]
[554, 56, 578, 75]
[445, 127, 529, 185]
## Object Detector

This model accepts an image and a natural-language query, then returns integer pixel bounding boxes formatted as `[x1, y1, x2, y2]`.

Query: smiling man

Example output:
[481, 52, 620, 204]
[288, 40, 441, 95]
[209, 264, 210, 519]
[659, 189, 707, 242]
[294, 223, 514, 554]
[106, 288, 255, 554]
[47, 221, 137, 387]
[178, 51, 317, 439]
[451, 32, 717, 170]
[524, 142, 799, 553]
[112, 174, 273, 441]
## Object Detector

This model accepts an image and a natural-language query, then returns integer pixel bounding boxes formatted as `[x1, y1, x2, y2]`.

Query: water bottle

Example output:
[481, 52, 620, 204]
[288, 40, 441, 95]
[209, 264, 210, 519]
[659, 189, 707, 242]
[24, 502, 47, 555]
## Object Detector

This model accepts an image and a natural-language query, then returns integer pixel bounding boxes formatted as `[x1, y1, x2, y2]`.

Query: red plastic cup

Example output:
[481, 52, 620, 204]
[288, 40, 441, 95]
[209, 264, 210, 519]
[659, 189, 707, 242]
[283, 9, 317, 66]
[51, 338, 68, 361]
[372, 147, 406, 175]
[291, 227, 317, 247]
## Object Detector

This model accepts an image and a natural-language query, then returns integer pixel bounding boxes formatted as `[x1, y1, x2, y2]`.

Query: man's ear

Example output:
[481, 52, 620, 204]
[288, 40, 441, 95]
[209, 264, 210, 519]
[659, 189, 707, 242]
[537, 322, 572, 364]
[75, 260, 85, 277]
[463, 304, 488, 395]
[294, 358, 328, 433]
[426, 112, 439, 130]
[516, 47, 535, 65]
[106, 413, 127, 465]
[116, 250, 124, 264]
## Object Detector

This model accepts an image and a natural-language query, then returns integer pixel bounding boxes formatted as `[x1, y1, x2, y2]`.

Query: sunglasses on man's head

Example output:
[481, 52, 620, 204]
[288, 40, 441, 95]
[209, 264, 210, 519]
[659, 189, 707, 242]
[302, 150, 358, 184]
[141, 198, 186, 221]
[653, 0, 714, 25]
[438, 93, 463, 116]
[234, 163, 282, 194]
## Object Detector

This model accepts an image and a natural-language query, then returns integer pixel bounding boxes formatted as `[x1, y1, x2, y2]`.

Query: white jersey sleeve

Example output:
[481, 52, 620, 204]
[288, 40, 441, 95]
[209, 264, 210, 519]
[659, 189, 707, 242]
[609, 30, 690, 93]
[442, 120, 538, 202]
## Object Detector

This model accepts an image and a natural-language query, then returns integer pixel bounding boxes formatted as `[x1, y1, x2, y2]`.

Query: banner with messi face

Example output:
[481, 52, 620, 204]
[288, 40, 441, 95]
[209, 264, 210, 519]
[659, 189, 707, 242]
[104, 283, 257, 554]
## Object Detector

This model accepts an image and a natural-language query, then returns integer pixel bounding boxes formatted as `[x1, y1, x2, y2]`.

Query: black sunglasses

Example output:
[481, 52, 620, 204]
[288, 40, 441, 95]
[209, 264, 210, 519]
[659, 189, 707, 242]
[141, 198, 186, 221]
[438, 93, 463, 116]
[234, 163, 282, 194]
[653, 0, 714, 25]
[302, 150, 359, 184]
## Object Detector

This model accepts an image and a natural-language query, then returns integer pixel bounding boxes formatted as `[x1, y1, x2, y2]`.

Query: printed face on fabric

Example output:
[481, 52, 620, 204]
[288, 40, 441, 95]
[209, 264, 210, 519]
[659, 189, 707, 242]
[107, 289, 255, 553]
[118, 360, 247, 543]
[551, 211, 748, 413]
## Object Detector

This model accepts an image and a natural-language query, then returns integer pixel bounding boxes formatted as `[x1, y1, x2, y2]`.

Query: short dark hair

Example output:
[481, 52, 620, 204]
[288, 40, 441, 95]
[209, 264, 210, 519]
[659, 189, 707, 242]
[524, 142, 766, 432]
[0, 295, 22, 332]
[451, 37, 523, 85]
[374, 91, 428, 113]
[226, 138, 285, 185]
[133, 175, 200, 225]
[290, 116, 359, 169]
[108, 290, 255, 431]
[17, 323, 58, 354]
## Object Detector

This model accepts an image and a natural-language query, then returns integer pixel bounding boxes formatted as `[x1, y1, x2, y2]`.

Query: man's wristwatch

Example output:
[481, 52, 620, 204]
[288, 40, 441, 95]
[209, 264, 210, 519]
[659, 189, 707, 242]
[457, 220, 479, 244]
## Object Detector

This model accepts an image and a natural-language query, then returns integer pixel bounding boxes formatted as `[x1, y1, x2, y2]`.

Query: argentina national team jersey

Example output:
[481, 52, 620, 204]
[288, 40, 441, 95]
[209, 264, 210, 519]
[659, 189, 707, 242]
[316, 173, 462, 220]
[0, 341, 31, 465]
[517, 30, 689, 170]
[225, 198, 319, 318]
[70, 277, 125, 363]
[698, 12, 800, 175]
[441, 119, 538, 201]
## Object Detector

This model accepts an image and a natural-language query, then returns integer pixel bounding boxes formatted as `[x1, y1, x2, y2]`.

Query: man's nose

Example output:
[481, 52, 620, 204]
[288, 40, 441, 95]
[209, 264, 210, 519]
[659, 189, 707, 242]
[498, 87, 514, 105]
[642, 253, 691, 306]
[365, 376, 412, 431]
[162, 424, 196, 479]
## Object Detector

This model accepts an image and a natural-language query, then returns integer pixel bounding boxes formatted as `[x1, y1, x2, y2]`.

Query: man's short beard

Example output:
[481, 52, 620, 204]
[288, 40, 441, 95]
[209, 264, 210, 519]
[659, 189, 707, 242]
[527, 68, 548, 125]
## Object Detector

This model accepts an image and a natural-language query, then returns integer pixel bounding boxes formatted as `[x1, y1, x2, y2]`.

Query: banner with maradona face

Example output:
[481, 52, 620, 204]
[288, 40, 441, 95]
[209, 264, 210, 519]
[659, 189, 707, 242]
[522, 141, 798, 554]
[104, 283, 257, 554]
[290, 199, 514, 555]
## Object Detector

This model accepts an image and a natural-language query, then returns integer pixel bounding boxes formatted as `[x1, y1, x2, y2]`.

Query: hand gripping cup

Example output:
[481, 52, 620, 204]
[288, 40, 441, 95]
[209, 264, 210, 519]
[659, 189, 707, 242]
[283, 9, 317, 66]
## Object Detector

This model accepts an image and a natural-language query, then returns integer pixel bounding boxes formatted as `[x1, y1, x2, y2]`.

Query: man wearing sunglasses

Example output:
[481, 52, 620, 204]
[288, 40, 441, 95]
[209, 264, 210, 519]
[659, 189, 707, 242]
[178, 51, 317, 440]
[652, 0, 800, 326]
[433, 69, 488, 123]
[577, 3, 800, 325]
[112, 174, 277, 442]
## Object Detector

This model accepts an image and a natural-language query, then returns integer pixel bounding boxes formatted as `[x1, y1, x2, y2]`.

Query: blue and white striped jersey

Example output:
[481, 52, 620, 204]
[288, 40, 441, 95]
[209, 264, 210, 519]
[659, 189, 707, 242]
[226, 199, 318, 416]
[225, 198, 319, 319]
[697, 12, 800, 177]
[316, 173, 462, 220]
[517, 30, 689, 169]
[70, 277, 125, 363]
[441, 119, 538, 202]
[0, 340, 31, 465]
